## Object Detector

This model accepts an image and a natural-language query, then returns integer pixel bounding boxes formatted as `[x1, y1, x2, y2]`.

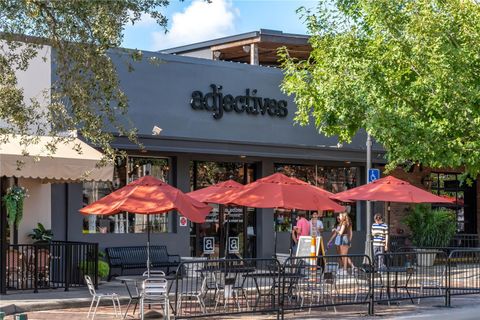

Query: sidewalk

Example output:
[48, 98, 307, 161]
[1, 280, 480, 319]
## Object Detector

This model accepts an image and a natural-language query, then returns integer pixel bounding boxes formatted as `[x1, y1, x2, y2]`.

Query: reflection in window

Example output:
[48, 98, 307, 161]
[429, 172, 465, 232]
[82, 156, 171, 234]
[273, 164, 359, 232]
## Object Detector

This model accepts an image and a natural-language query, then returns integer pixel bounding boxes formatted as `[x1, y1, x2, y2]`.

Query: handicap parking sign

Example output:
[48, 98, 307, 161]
[228, 237, 240, 254]
[203, 237, 215, 254]
[368, 168, 380, 183]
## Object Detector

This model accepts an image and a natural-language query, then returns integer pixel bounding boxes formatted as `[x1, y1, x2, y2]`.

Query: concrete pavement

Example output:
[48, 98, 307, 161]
[1, 280, 480, 319]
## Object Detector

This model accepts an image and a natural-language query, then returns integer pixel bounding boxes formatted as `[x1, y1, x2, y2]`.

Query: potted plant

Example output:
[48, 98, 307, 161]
[2, 185, 27, 227]
[29, 223, 53, 244]
[403, 204, 456, 266]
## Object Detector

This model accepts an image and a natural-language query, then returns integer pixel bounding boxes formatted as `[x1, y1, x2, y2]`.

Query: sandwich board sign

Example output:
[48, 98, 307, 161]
[295, 236, 324, 263]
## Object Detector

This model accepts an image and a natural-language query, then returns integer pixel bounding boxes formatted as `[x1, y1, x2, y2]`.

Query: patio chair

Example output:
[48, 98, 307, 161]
[85, 275, 121, 319]
[176, 274, 207, 314]
[143, 270, 166, 278]
[140, 278, 170, 320]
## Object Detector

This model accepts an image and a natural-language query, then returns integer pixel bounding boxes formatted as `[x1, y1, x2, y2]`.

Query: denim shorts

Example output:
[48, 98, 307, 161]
[339, 235, 351, 246]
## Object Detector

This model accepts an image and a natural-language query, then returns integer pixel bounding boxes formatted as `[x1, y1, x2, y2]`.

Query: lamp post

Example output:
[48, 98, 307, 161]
[365, 133, 373, 262]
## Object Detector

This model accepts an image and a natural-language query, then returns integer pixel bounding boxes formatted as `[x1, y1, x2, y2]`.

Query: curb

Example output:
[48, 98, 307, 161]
[0, 297, 132, 316]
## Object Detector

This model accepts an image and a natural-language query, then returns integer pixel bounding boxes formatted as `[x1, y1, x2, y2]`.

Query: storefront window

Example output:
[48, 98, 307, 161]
[273, 164, 358, 232]
[429, 172, 468, 233]
[82, 156, 171, 234]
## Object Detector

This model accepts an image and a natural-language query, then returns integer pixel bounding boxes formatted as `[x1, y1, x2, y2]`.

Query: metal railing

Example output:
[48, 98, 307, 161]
[3, 241, 98, 293]
[449, 234, 480, 248]
[169, 249, 480, 318]
[280, 254, 374, 317]
[173, 258, 281, 319]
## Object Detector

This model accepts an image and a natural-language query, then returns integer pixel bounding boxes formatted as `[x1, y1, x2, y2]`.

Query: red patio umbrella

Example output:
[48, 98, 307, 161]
[224, 173, 345, 212]
[188, 179, 243, 204]
[80, 175, 212, 273]
[332, 176, 453, 204]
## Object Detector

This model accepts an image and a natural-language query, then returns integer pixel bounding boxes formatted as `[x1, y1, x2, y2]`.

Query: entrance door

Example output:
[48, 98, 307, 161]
[190, 161, 256, 258]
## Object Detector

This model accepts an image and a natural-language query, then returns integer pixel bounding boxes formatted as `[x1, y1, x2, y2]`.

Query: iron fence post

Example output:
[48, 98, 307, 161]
[33, 245, 38, 293]
[64, 244, 71, 291]
[445, 252, 451, 307]
[368, 256, 375, 315]
[94, 244, 99, 289]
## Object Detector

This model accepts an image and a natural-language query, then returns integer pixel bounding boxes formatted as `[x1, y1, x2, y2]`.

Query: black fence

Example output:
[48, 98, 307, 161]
[2, 241, 98, 293]
[170, 249, 480, 319]
[173, 258, 281, 319]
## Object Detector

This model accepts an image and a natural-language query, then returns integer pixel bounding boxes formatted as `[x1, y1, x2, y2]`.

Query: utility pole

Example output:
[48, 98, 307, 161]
[365, 133, 373, 262]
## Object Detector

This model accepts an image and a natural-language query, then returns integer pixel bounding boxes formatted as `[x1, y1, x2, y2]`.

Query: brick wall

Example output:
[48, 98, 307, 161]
[380, 168, 480, 237]
[477, 176, 480, 235]
[381, 167, 432, 237]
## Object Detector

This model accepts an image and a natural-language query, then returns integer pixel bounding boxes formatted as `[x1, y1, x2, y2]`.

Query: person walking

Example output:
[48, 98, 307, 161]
[328, 212, 354, 273]
[292, 212, 310, 256]
[371, 213, 389, 269]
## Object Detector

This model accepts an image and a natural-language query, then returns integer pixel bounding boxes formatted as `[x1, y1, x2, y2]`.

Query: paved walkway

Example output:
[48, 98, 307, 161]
[1, 280, 480, 319]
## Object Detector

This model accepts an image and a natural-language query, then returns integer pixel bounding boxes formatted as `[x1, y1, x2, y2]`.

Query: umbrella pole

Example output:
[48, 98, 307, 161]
[224, 205, 229, 258]
[147, 215, 151, 276]
[387, 202, 391, 248]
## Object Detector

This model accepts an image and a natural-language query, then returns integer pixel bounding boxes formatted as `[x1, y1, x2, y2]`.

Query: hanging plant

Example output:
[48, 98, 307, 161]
[2, 185, 27, 227]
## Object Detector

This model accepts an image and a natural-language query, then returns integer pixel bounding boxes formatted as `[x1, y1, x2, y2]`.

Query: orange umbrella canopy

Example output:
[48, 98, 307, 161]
[79, 175, 212, 223]
[333, 176, 453, 204]
[188, 180, 243, 204]
[224, 173, 345, 212]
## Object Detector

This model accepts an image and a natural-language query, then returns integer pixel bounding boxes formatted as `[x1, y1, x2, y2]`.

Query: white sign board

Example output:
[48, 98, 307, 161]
[228, 237, 240, 254]
[295, 236, 322, 258]
[203, 237, 215, 254]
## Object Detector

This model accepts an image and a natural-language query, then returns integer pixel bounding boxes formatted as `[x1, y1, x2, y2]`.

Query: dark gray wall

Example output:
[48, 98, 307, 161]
[110, 50, 383, 153]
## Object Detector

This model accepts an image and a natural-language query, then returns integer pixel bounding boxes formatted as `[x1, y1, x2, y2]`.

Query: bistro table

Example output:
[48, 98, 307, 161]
[116, 274, 178, 319]
[242, 271, 305, 310]
[198, 265, 256, 311]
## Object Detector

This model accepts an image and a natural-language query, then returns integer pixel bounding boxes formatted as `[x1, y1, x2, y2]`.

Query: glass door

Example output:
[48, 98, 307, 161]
[190, 161, 256, 258]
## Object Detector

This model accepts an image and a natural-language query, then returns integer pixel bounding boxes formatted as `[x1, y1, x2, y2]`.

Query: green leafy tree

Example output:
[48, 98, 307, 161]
[280, 0, 480, 179]
[0, 0, 170, 162]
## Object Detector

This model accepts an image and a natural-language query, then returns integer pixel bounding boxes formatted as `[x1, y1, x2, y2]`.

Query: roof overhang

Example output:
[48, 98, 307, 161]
[0, 135, 113, 182]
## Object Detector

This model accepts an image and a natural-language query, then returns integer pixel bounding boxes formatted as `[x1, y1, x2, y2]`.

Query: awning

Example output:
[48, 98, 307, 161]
[0, 135, 113, 182]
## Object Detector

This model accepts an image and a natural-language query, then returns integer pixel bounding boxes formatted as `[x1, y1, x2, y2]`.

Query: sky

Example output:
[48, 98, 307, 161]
[122, 0, 317, 51]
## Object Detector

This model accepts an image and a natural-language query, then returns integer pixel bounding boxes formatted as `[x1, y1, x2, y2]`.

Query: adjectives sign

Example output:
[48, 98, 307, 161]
[191, 84, 288, 120]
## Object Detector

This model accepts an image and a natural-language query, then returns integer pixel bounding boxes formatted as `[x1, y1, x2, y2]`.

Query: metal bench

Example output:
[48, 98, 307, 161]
[105, 245, 180, 280]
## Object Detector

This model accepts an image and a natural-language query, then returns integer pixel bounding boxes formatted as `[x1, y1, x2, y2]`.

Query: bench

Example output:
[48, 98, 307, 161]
[105, 245, 180, 280]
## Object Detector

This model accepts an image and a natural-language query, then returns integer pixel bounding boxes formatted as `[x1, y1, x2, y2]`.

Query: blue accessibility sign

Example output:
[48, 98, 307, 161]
[368, 169, 380, 183]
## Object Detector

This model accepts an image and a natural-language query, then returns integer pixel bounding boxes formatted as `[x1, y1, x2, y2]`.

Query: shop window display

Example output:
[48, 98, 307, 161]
[273, 164, 358, 232]
[82, 156, 171, 234]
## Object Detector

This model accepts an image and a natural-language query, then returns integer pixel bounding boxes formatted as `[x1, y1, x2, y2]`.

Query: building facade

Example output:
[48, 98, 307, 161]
[4, 31, 478, 259]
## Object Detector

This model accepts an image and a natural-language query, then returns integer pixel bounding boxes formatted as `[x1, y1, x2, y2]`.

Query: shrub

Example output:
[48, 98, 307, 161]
[403, 204, 456, 248]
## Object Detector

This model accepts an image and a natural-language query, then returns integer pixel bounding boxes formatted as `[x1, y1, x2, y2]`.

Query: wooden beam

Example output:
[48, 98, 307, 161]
[211, 37, 261, 51]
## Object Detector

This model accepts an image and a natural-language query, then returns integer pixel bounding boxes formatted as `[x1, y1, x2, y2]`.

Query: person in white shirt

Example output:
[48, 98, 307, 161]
[310, 211, 324, 237]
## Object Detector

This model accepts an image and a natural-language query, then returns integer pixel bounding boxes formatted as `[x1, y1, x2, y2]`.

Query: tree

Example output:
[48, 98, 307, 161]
[0, 0, 170, 162]
[279, 0, 480, 179]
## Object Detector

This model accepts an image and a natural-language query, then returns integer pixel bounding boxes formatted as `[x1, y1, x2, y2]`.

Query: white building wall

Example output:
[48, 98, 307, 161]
[0, 41, 52, 132]
[17, 178, 51, 244]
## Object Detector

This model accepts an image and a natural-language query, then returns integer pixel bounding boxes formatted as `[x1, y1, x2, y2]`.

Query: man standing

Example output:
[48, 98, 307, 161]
[310, 211, 324, 237]
[296, 212, 310, 238]
[371, 213, 389, 269]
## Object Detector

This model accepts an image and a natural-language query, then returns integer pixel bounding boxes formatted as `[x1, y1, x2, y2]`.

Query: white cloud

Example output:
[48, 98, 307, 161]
[151, 0, 238, 50]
